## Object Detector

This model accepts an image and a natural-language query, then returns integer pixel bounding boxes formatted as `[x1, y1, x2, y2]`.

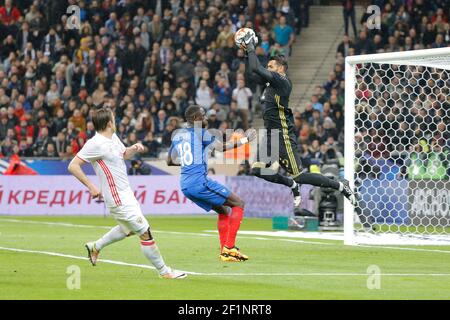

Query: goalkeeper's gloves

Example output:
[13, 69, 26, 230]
[242, 32, 256, 52]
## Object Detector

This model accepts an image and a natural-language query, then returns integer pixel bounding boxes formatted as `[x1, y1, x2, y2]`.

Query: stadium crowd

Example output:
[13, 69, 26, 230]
[0, 0, 303, 160]
[0, 0, 448, 179]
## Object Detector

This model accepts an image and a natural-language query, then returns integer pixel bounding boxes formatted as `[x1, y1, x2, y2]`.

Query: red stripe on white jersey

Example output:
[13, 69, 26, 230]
[97, 160, 122, 206]
[98, 160, 121, 206]
[97, 160, 120, 205]
[140, 240, 155, 246]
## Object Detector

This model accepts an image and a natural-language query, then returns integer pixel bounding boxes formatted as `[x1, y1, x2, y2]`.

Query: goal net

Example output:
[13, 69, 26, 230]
[344, 48, 450, 246]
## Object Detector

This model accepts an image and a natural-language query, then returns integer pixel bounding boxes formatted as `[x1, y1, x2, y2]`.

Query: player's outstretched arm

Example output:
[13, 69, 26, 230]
[245, 58, 266, 85]
[243, 34, 274, 82]
[123, 143, 145, 160]
[247, 51, 274, 82]
[217, 129, 257, 152]
[68, 156, 101, 199]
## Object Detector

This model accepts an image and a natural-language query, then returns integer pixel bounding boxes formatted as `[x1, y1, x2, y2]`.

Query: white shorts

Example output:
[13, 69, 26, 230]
[108, 201, 149, 236]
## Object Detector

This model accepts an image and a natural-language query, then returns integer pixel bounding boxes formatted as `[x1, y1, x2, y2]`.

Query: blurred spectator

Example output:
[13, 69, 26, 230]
[232, 78, 252, 131]
[309, 140, 323, 161]
[53, 131, 67, 157]
[18, 137, 33, 157]
[272, 15, 295, 57]
[337, 35, 355, 57]
[43, 143, 57, 157]
[213, 76, 232, 120]
[196, 79, 215, 111]
[207, 109, 221, 129]
[34, 127, 50, 156]
[299, 0, 312, 30]
[227, 104, 244, 130]
[342, 0, 357, 38]
[142, 132, 160, 158]
[0, 115, 11, 140]
[355, 30, 375, 54]
[149, 107, 164, 135]
[301, 102, 314, 122]
[311, 95, 323, 113]
[15, 116, 34, 142]
[128, 159, 152, 175]
[69, 109, 86, 132]
[323, 72, 340, 95]
[1, 137, 14, 156]
[0, 0, 21, 36]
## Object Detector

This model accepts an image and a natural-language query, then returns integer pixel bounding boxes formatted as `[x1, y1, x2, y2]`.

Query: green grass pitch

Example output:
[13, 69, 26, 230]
[1, 215, 450, 300]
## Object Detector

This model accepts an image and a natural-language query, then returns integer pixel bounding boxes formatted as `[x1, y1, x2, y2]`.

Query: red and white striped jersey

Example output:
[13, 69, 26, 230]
[77, 133, 135, 208]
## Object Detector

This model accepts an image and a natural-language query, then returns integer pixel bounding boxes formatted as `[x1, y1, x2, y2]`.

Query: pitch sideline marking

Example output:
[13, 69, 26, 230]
[2, 246, 450, 277]
[2, 218, 450, 254]
[0, 246, 201, 275]
[0, 218, 334, 245]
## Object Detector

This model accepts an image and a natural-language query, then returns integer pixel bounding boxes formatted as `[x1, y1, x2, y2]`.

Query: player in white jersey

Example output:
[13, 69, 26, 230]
[68, 107, 186, 279]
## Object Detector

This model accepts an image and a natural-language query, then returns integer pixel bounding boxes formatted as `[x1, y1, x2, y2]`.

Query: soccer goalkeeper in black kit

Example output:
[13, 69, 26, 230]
[241, 33, 357, 207]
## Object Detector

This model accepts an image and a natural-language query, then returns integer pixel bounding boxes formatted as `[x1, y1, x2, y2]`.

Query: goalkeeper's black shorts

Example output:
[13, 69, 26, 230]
[256, 110, 303, 177]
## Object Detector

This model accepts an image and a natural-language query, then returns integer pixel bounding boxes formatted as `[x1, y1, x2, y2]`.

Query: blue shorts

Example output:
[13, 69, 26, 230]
[182, 178, 231, 212]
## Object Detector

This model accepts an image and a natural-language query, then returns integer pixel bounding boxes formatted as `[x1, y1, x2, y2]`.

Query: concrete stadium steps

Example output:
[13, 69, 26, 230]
[289, 6, 346, 111]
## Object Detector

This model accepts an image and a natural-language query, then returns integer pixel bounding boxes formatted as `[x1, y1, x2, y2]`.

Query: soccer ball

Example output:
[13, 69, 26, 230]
[234, 27, 258, 48]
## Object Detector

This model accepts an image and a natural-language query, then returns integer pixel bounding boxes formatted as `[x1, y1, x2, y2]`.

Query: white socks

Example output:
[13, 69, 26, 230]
[140, 240, 170, 275]
[95, 225, 127, 251]
[290, 180, 298, 189]
[93, 226, 170, 276]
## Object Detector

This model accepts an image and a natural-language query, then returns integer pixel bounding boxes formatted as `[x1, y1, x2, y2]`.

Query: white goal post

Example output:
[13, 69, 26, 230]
[344, 47, 450, 246]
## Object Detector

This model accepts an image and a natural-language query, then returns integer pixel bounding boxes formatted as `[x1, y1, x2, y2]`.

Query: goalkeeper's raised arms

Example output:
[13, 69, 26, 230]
[243, 34, 286, 87]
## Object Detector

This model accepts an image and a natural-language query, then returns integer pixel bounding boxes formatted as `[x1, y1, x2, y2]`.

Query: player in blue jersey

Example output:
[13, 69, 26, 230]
[167, 105, 256, 262]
